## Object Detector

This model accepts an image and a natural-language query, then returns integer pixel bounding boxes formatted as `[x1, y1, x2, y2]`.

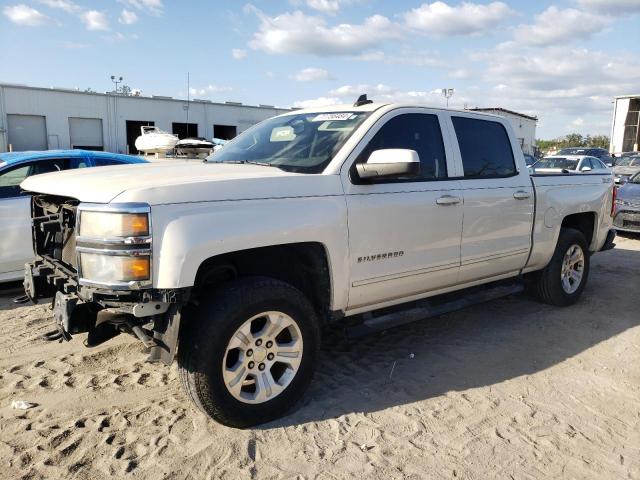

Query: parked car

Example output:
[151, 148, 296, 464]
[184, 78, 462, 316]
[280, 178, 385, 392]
[532, 155, 610, 174]
[613, 171, 640, 234]
[523, 153, 536, 166]
[612, 155, 640, 185]
[0, 150, 146, 282]
[557, 147, 614, 166]
[22, 104, 615, 427]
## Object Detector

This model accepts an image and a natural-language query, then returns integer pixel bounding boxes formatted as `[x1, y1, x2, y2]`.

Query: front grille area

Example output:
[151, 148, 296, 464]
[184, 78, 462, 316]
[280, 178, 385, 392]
[32, 195, 80, 272]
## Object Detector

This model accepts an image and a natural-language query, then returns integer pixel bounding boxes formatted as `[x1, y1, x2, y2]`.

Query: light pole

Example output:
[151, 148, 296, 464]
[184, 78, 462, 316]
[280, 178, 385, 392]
[111, 75, 123, 94]
[110, 75, 123, 152]
[441, 88, 455, 107]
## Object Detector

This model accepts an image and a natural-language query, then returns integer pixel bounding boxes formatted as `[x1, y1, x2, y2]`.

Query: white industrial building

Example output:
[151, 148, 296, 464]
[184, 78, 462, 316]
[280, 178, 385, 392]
[469, 107, 538, 155]
[0, 83, 289, 154]
[610, 94, 639, 154]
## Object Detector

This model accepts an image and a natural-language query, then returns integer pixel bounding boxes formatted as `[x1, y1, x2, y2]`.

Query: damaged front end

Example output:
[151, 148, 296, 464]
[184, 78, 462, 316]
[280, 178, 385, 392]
[25, 195, 189, 365]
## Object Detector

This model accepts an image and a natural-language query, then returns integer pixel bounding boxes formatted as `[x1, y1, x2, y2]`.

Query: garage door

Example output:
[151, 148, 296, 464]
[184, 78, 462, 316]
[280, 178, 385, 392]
[7, 114, 47, 151]
[69, 117, 103, 150]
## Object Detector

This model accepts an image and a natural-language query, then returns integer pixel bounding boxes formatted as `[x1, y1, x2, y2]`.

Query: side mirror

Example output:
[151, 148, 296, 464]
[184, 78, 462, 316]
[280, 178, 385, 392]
[356, 149, 420, 180]
[581, 166, 592, 172]
[606, 163, 613, 167]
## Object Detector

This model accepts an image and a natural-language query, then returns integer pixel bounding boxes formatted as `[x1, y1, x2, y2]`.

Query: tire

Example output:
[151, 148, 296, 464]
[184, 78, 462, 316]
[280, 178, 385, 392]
[528, 228, 590, 306]
[178, 276, 320, 428]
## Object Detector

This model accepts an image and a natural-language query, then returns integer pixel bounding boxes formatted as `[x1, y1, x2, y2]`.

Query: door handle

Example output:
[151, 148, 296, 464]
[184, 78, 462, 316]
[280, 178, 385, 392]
[436, 195, 461, 206]
[513, 191, 531, 200]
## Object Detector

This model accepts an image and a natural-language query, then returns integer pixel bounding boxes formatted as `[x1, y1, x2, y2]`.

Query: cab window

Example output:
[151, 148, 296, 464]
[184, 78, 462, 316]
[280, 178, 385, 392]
[353, 113, 447, 183]
[452, 117, 517, 178]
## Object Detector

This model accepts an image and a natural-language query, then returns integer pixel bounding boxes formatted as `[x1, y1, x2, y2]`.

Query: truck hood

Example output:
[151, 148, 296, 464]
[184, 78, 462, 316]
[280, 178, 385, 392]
[21, 161, 343, 205]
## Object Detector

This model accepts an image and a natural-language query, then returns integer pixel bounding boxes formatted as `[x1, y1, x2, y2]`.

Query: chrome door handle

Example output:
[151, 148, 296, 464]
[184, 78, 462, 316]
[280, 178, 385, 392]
[513, 191, 531, 200]
[436, 195, 461, 206]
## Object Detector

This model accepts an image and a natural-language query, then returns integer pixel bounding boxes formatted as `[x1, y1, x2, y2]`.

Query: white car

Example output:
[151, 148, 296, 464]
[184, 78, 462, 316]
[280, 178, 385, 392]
[22, 101, 616, 427]
[533, 154, 610, 174]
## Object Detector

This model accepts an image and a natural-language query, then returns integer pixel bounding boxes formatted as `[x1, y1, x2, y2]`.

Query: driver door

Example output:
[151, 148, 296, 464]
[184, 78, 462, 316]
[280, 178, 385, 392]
[341, 109, 463, 312]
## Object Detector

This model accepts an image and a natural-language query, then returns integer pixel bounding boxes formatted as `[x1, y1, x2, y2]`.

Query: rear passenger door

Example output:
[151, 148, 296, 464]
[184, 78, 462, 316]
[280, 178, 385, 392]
[447, 114, 534, 283]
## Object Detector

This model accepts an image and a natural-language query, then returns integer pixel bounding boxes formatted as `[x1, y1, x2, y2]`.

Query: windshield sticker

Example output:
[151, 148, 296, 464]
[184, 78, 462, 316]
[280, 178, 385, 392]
[270, 126, 296, 142]
[311, 113, 355, 122]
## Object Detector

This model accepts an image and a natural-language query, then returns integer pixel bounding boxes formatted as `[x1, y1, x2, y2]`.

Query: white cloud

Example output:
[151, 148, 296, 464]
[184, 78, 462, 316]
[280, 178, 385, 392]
[292, 67, 332, 82]
[3, 4, 51, 26]
[306, 0, 340, 13]
[189, 84, 233, 97]
[577, 0, 640, 14]
[118, 0, 163, 16]
[105, 31, 138, 42]
[39, 0, 80, 13]
[119, 9, 138, 24]
[404, 1, 514, 36]
[328, 83, 443, 104]
[232, 48, 247, 60]
[293, 96, 342, 108]
[449, 68, 470, 79]
[355, 49, 443, 68]
[569, 117, 585, 128]
[514, 7, 607, 46]
[247, 6, 400, 56]
[466, 44, 640, 128]
[81, 10, 109, 30]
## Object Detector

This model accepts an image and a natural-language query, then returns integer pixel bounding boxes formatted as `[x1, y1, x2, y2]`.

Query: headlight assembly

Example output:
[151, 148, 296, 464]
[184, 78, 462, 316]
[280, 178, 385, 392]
[79, 252, 150, 283]
[76, 203, 152, 289]
[79, 211, 149, 239]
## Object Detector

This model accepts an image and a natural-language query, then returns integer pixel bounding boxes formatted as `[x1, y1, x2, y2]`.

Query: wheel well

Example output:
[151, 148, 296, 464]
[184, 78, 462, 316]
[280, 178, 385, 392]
[192, 243, 331, 319]
[561, 212, 595, 248]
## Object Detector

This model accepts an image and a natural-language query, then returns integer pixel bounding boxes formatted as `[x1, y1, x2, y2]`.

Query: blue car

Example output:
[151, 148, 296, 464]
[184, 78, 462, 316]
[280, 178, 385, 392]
[0, 150, 146, 282]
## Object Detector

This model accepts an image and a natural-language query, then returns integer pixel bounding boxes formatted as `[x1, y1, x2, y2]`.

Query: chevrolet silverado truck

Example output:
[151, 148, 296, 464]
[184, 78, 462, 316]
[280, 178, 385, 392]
[21, 100, 617, 427]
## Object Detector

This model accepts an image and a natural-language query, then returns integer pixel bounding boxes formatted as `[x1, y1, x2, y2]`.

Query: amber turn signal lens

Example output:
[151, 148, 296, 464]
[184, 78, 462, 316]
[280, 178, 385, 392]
[122, 213, 149, 237]
[122, 257, 150, 281]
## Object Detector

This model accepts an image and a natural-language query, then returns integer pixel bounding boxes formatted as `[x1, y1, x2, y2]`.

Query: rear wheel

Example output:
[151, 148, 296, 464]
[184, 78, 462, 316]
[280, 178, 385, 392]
[528, 228, 590, 306]
[178, 277, 320, 428]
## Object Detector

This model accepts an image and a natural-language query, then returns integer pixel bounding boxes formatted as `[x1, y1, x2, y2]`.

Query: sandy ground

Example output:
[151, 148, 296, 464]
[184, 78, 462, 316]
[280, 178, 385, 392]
[1, 236, 639, 480]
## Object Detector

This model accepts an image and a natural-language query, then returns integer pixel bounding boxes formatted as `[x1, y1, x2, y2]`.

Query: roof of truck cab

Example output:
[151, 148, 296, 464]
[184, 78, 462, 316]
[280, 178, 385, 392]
[0, 150, 146, 167]
[283, 102, 508, 118]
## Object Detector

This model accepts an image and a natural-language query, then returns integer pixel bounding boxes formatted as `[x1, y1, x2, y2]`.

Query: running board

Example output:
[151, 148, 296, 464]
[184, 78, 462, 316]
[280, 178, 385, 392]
[346, 282, 524, 338]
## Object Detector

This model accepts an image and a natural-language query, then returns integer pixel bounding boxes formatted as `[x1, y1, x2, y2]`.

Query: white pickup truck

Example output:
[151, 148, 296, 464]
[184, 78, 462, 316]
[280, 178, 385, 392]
[21, 100, 616, 427]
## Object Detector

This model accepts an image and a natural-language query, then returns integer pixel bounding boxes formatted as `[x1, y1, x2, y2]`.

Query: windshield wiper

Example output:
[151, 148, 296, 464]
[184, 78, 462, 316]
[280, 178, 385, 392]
[210, 159, 284, 170]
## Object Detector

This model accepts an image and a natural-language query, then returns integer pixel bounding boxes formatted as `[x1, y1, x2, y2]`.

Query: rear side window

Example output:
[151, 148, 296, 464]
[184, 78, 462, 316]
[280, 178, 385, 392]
[355, 113, 447, 182]
[452, 117, 516, 178]
[93, 158, 126, 167]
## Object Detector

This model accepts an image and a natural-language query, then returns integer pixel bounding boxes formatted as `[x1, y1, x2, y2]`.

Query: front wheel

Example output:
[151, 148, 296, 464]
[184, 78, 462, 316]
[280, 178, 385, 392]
[178, 277, 320, 428]
[528, 228, 590, 306]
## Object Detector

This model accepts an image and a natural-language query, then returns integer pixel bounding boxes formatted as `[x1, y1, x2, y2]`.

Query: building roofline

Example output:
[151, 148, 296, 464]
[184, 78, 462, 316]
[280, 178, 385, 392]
[0, 82, 291, 112]
[468, 107, 538, 121]
[614, 94, 640, 99]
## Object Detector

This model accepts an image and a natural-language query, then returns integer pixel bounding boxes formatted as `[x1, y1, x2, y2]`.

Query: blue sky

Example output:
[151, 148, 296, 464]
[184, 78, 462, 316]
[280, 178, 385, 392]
[1, 0, 639, 138]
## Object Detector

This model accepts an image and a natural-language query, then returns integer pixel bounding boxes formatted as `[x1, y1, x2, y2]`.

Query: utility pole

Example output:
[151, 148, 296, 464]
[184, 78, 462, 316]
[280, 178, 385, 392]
[110, 75, 123, 152]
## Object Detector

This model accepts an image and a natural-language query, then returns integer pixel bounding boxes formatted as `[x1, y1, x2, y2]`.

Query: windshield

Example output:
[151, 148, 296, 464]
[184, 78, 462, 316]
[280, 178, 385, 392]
[558, 148, 587, 155]
[207, 111, 370, 173]
[631, 172, 640, 184]
[617, 157, 640, 167]
[535, 157, 578, 170]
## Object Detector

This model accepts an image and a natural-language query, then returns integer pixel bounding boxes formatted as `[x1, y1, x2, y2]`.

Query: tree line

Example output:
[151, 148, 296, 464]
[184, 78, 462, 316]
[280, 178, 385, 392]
[537, 133, 610, 152]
